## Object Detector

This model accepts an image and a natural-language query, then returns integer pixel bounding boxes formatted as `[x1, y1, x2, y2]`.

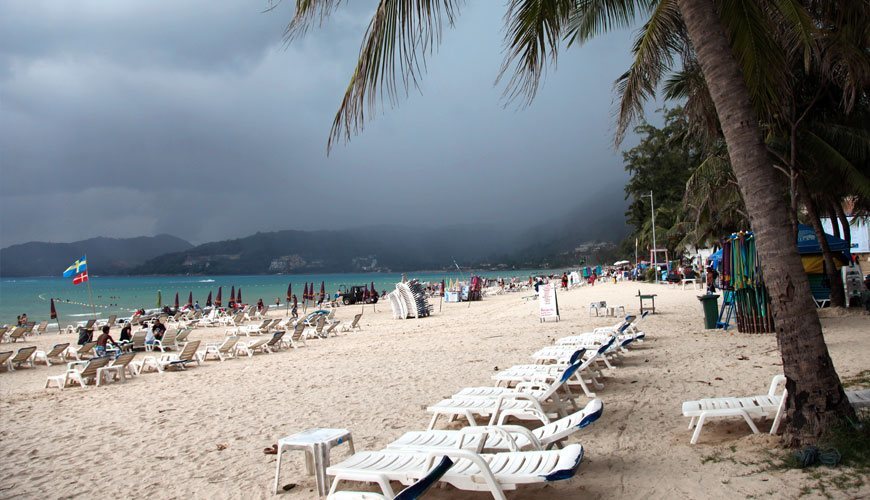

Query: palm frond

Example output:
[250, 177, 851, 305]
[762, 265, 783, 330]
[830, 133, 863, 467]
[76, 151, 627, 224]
[612, 0, 683, 146]
[283, 0, 348, 40]
[565, 0, 655, 47]
[800, 129, 870, 200]
[318, 0, 460, 150]
[496, 0, 576, 106]
[717, 0, 788, 117]
[767, 0, 816, 70]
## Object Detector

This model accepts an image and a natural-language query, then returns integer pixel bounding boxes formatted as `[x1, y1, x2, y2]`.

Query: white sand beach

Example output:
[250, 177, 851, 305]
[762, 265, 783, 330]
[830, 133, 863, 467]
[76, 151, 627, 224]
[1, 281, 868, 499]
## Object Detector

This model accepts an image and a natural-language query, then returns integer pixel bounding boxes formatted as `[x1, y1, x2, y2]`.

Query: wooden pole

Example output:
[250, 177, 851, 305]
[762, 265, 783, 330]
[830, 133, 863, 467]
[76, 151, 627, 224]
[85, 276, 98, 320]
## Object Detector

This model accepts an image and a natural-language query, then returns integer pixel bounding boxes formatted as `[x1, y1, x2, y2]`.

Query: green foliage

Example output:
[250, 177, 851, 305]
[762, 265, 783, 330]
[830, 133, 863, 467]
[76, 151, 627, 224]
[622, 107, 705, 254]
[644, 267, 656, 282]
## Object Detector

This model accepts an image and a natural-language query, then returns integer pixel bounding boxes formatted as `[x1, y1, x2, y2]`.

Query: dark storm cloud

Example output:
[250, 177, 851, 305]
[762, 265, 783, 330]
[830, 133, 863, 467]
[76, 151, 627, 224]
[0, 1, 643, 246]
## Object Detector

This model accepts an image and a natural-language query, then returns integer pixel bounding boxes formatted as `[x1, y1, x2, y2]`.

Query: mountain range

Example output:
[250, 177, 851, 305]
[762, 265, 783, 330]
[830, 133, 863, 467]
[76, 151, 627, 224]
[0, 235, 193, 277]
[1, 194, 629, 276]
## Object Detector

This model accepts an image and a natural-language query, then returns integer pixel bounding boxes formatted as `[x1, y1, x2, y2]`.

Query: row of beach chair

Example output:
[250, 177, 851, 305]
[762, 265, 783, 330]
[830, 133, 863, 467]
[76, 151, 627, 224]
[318, 314, 648, 498]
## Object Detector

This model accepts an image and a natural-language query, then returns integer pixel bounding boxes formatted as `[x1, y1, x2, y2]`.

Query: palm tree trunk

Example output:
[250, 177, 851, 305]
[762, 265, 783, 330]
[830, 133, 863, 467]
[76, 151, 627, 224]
[797, 180, 846, 307]
[676, 0, 855, 446]
[825, 202, 841, 238]
[833, 202, 851, 249]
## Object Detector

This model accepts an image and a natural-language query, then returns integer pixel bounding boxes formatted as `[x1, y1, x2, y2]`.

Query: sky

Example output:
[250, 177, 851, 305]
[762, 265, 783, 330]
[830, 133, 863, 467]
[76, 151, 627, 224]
[0, 1, 649, 247]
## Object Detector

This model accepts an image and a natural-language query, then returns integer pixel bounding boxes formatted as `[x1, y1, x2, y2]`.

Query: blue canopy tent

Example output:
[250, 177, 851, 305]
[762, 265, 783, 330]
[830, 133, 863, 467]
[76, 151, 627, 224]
[795, 224, 850, 306]
[796, 224, 850, 255]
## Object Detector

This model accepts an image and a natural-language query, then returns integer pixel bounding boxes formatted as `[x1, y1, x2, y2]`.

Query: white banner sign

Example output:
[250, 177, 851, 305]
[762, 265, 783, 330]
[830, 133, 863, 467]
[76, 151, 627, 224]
[539, 282, 560, 322]
[822, 217, 870, 253]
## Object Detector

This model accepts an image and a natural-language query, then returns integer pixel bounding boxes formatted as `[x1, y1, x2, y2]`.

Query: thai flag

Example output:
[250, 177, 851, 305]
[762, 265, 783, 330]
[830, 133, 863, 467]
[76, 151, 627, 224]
[73, 271, 89, 285]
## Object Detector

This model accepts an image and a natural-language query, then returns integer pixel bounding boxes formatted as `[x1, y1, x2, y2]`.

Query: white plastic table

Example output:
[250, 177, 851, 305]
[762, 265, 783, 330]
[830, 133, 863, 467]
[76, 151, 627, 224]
[273, 428, 354, 496]
[606, 305, 626, 317]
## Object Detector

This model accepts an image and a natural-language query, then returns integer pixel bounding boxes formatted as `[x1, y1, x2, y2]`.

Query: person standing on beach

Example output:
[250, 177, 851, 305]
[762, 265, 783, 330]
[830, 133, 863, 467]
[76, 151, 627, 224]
[561, 273, 569, 289]
[291, 295, 298, 319]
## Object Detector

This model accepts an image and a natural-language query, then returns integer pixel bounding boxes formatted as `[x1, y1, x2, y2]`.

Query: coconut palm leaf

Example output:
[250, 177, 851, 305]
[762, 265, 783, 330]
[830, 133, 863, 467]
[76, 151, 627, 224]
[799, 129, 870, 200]
[496, 0, 576, 105]
[288, 0, 460, 149]
[611, 0, 683, 145]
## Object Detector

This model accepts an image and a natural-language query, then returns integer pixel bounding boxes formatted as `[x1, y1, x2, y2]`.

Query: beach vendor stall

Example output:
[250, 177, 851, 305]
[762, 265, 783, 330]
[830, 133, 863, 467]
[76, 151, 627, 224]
[796, 224, 850, 308]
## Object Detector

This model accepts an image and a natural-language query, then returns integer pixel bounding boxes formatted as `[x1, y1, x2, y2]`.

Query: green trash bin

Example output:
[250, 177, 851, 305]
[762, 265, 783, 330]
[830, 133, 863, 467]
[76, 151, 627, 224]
[697, 294, 720, 329]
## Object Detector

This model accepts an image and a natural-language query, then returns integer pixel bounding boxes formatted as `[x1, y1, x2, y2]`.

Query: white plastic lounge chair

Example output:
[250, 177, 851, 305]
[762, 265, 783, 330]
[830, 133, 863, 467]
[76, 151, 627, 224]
[240, 336, 273, 356]
[33, 343, 70, 366]
[493, 349, 605, 398]
[175, 327, 193, 346]
[341, 313, 363, 332]
[96, 352, 139, 385]
[325, 321, 340, 337]
[152, 330, 179, 352]
[6, 346, 37, 370]
[390, 399, 603, 453]
[45, 356, 111, 389]
[65, 341, 97, 361]
[7, 327, 27, 343]
[199, 336, 239, 361]
[35, 320, 49, 335]
[533, 336, 623, 370]
[327, 456, 454, 500]
[682, 375, 786, 444]
[139, 340, 204, 373]
[287, 321, 308, 348]
[0, 351, 13, 371]
[326, 444, 584, 500]
[426, 361, 584, 429]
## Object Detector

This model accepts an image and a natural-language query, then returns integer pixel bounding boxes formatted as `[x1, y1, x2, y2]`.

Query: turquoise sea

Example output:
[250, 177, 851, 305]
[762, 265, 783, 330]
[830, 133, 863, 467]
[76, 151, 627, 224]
[0, 270, 547, 326]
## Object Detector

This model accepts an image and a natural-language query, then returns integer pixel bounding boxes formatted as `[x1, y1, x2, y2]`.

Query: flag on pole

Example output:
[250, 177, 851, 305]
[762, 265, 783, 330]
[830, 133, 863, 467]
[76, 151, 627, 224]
[50, 298, 58, 319]
[63, 256, 87, 278]
[72, 271, 89, 285]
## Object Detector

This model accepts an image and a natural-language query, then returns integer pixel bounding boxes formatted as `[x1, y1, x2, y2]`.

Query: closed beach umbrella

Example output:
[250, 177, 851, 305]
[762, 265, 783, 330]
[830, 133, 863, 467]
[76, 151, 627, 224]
[363, 284, 369, 300]
[188, 292, 193, 307]
[206, 291, 213, 307]
[320, 282, 325, 302]
[286, 283, 292, 302]
[50, 298, 58, 320]
[157, 290, 162, 308]
[237, 288, 242, 304]
[303, 283, 309, 303]
[230, 286, 236, 303]
[441, 280, 446, 296]
[215, 287, 222, 307]
[371, 281, 377, 297]
[174, 292, 179, 310]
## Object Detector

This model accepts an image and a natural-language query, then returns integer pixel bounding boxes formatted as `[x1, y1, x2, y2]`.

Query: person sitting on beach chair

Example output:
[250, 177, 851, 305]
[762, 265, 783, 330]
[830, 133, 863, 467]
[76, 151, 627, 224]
[95, 326, 119, 357]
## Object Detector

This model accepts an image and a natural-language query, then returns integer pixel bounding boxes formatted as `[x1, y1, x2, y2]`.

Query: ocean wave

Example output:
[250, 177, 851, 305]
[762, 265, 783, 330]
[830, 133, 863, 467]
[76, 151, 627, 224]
[198, 279, 216, 283]
[68, 313, 102, 317]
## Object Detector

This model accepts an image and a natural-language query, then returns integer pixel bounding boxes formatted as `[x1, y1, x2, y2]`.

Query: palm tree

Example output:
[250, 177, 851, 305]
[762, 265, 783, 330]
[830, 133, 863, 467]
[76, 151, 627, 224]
[283, 0, 861, 445]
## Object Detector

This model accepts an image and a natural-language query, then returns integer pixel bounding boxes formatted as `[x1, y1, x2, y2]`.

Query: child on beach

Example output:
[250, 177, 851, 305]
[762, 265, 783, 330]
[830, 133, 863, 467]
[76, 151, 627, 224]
[95, 326, 117, 357]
